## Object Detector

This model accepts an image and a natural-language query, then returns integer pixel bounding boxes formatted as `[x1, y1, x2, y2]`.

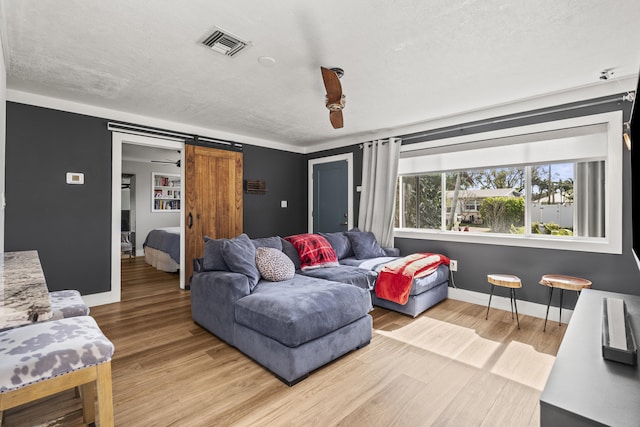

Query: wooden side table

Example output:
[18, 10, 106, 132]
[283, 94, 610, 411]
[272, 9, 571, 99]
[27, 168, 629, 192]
[486, 274, 522, 329]
[539, 274, 592, 332]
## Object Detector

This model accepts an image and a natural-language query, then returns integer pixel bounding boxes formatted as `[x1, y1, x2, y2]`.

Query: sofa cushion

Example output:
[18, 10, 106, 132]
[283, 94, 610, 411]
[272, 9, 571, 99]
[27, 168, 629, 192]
[203, 236, 229, 271]
[300, 266, 377, 291]
[251, 236, 283, 251]
[284, 234, 339, 271]
[319, 232, 354, 260]
[235, 275, 371, 348]
[345, 230, 387, 259]
[255, 247, 295, 282]
[222, 234, 260, 290]
[281, 238, 302, 270]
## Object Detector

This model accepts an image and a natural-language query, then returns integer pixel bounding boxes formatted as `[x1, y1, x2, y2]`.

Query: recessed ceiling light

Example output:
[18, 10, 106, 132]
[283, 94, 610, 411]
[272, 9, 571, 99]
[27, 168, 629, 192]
[258, 56, 276, 67]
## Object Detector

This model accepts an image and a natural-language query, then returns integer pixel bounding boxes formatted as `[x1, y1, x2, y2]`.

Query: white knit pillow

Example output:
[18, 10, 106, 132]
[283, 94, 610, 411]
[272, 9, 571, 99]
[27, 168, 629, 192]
[255, 247, 295, 282]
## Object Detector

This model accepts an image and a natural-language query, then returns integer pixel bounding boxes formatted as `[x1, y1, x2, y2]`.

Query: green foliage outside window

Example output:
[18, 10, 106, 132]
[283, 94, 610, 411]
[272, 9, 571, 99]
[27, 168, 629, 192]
[479, 197, 524, 233]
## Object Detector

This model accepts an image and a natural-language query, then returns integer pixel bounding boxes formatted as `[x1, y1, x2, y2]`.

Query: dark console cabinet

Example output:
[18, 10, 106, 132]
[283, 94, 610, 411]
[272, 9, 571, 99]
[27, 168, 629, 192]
[540, 289, 640, 426]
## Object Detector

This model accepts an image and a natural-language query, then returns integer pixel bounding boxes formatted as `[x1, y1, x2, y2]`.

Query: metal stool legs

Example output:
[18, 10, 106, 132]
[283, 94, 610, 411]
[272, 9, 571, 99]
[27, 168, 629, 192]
[544, 287, 582, 332]
[486, 284, 495, 320]
[544, 286, 554, 332]
[511, 288, 520, 329]
[486, 284, 520, 329]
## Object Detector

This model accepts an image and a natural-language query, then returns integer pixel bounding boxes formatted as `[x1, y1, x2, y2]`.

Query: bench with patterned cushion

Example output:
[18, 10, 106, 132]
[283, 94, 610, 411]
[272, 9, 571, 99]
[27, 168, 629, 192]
[49, 290, 90, 320]
[0, 316, 114, 425]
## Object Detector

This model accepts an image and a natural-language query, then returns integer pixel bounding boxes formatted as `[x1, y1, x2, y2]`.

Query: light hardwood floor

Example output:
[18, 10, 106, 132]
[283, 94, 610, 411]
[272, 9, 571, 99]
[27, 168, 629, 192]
[4, 257, 565, 426]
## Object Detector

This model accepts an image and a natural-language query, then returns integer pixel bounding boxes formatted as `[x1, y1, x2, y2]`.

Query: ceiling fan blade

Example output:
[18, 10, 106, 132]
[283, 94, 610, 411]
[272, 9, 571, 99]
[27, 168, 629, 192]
[321, 67, 342, 103]
[330, 110, 343, 129]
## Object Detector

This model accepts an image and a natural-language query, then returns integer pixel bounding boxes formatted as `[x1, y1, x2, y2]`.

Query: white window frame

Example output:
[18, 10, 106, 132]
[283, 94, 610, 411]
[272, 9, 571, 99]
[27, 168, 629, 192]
[395, 111, 623, 254]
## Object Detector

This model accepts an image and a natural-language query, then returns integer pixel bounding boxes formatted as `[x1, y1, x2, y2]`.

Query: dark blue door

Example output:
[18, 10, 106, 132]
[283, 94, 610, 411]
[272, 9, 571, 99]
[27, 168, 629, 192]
[313, 160, 348, 233]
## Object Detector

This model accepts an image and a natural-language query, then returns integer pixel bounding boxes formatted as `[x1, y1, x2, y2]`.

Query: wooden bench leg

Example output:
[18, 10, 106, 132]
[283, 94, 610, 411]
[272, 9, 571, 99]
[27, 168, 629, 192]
[79, 381, 96, 424]
[96, 362, 114, 427]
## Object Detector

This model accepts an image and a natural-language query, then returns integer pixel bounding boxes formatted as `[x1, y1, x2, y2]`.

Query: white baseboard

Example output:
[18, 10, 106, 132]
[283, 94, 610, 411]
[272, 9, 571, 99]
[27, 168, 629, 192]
[82, 291, 119, 307]
[447, 286, 573, 325]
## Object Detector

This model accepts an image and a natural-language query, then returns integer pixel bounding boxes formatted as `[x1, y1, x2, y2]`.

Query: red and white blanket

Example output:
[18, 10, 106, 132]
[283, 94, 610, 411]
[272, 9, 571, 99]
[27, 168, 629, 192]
[375, 253, 450, 305]
[284, 233, 339, 271]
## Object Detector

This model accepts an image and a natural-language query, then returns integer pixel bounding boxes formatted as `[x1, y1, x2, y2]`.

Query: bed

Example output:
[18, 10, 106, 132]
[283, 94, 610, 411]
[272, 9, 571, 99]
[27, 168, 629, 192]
[143, 227, 181, 272]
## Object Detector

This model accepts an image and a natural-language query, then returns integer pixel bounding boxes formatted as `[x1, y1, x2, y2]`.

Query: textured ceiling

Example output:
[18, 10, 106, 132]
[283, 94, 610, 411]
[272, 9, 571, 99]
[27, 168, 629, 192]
[2, 0, 640, 151]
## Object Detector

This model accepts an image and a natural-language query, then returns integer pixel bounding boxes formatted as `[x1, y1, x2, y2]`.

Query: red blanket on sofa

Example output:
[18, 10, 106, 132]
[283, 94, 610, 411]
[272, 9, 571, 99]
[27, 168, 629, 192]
[375, 253, 450, 305]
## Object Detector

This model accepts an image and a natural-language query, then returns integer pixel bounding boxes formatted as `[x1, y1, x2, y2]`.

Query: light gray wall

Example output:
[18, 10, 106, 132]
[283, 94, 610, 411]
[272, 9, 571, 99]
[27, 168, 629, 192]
[122, 160, 180, 255]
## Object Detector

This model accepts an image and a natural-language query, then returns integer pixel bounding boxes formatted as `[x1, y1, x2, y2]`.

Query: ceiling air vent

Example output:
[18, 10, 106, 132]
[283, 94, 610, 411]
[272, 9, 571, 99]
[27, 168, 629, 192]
[201, 29, 249, 57]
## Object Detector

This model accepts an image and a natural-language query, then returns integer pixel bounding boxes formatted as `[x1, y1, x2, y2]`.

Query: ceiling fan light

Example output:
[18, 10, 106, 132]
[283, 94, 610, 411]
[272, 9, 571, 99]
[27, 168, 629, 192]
[325, 94, 346, 111]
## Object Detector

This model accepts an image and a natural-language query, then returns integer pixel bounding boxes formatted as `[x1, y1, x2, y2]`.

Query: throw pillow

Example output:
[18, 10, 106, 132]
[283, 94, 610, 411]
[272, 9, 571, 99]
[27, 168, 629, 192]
[284, 234, 339, 271]
[251, 236, 283, 251]
[281, 238, 302, 270]
[221, 234, 260, 290]
[319, 232, 354, 260]
[202, 236, 229, 271]
[255, 247, 295, 281]
[344, 231, 387, 259]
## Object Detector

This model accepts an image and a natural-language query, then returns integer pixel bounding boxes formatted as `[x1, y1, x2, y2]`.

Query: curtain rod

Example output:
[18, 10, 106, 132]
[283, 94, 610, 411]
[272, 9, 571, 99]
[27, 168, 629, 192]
[402, 92, 635, 142]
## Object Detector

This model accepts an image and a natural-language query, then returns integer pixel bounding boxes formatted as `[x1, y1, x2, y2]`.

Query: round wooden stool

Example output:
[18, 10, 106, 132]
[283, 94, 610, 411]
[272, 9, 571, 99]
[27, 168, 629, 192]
[539, 274, 592, 331]
[486, 274, 522, 329]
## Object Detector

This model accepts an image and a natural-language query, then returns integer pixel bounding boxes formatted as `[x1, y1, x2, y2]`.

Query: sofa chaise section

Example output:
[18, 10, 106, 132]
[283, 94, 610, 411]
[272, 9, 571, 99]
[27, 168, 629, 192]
[234, 275, 372, 384]
[190, 234, 373, 385]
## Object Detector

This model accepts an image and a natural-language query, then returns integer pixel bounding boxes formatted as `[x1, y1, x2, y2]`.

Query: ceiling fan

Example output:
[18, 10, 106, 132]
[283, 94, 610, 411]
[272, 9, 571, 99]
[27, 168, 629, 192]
[151, 159, 181, 167]
[321, 66, 346, 129]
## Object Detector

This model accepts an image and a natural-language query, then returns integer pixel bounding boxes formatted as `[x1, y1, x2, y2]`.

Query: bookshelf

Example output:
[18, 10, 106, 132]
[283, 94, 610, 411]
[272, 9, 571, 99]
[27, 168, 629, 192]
[152, 172, 181, 212]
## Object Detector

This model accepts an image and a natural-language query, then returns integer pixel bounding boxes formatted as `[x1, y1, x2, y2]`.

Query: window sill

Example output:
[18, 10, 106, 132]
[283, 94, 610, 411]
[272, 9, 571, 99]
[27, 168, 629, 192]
[394, 228, 622, 254]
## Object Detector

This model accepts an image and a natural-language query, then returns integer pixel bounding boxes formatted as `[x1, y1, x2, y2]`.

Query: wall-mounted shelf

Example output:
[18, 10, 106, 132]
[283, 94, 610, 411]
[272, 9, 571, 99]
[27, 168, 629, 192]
[152, 172, 181, 212]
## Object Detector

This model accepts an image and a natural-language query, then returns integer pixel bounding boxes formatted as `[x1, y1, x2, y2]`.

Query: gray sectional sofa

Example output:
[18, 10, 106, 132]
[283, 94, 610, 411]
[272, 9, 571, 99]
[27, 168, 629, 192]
[190, 231, 449, 385]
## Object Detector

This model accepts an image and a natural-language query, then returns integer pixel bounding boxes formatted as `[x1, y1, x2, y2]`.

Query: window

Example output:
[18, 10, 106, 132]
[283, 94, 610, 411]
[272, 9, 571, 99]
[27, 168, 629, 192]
[395, 111, 623, 254]
[398, 161, 605, 237]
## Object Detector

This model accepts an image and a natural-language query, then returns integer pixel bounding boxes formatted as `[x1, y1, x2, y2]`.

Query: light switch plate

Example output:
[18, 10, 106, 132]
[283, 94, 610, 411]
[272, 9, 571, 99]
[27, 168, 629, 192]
[66, 172, 85, 184]
[281, 200, 288, 208]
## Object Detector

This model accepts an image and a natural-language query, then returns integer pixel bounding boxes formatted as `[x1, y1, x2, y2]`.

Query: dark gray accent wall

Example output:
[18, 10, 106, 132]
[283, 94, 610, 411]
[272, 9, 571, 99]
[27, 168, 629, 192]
[5, 102, 112, 294]
[311, 96, 640, 308]
[395, 97, 640, 305]
[242, 144, 307, 238]
[5, 102, 309, 295]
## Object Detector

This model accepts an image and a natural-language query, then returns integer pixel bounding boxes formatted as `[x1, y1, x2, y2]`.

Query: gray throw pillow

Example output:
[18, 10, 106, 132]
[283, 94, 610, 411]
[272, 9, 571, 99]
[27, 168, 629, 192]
[255, 247, 295, 281]
[280, 238, 302, 270]
[251, 236, 283, 251]
[320, 232, 354, 260]
[344, 231, 387, 259]
[222, 234, 260, 290]
[202, 236, 229, 271]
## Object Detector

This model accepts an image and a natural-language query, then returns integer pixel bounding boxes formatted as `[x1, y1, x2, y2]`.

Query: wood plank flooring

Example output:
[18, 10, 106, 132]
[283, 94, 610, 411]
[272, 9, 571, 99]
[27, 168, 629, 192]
[3, 257, 565, 426]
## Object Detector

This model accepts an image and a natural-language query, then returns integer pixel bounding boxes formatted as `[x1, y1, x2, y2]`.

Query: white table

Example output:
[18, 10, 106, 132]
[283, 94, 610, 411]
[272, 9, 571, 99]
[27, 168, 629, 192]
[0, 250, 52, 329]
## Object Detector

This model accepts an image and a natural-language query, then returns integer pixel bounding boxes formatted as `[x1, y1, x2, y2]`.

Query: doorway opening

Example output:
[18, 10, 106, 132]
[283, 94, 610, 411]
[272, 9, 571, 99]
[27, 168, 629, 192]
[107, 132, 185, 306]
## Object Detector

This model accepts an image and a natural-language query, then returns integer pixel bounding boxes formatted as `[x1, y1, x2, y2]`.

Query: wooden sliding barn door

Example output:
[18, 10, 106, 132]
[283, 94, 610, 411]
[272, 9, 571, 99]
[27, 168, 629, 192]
[184, 144, 243, 283]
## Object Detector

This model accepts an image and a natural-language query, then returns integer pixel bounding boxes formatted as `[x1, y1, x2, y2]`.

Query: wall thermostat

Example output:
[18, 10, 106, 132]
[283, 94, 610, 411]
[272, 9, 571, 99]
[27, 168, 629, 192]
[66, 172, 85, 184]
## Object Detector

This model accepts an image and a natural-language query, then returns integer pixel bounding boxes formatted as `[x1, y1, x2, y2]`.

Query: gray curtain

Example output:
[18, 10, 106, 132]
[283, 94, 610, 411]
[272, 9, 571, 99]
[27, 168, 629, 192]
[575, 160, 605, 237]
[358, 138, 402, 247]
